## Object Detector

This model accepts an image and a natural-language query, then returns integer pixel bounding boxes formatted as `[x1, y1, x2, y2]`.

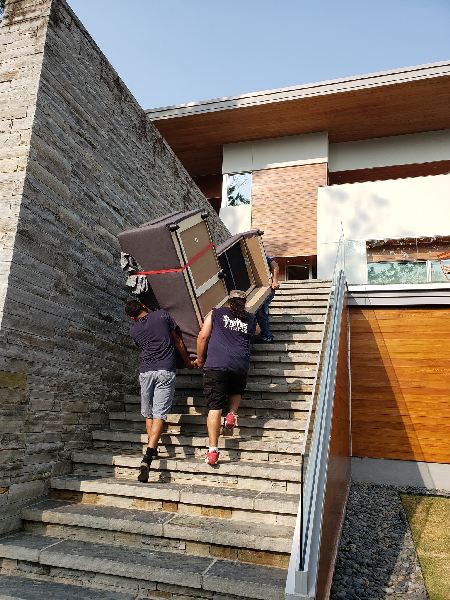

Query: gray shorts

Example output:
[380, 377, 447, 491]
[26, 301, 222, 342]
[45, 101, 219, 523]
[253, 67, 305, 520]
[139, 369, 176, 420]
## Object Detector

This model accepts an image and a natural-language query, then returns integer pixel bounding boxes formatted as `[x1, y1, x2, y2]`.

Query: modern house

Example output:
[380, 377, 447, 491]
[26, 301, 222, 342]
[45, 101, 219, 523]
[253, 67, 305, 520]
[148, 62, 450, 284]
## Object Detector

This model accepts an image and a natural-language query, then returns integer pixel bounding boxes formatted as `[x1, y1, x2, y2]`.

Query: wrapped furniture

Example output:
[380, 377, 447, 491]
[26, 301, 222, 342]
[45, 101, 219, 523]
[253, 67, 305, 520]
[216, 230, 272, 313]
[118, 209, 227, 356]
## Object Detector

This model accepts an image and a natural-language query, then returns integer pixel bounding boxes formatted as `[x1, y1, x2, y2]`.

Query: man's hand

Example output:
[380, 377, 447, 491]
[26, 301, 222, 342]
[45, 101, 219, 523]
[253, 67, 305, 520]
[185, 359, 196, 369]
[193, 358, 204, 369]
[271, 281, 280, 290]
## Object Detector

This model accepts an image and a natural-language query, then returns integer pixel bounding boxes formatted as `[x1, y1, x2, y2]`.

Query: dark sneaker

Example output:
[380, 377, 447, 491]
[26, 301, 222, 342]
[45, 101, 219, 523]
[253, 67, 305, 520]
[138, 448, 158, 483]
[205, 449, 220, 465]
[224, 412, 237, 430]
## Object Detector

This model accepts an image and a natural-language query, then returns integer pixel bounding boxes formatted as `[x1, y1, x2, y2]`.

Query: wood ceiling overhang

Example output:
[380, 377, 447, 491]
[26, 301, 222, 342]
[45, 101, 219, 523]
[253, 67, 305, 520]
[148, 63, 450, 177]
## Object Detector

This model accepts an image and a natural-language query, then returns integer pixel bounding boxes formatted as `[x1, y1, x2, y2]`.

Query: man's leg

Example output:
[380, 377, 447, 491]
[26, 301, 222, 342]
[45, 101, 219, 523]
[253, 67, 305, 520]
[148, 418, 165, 449]
[256, 290, 275, 341]
[204, 370, 227, 465]
[138, 371, 155, 483]
[207, 409, 222, 448]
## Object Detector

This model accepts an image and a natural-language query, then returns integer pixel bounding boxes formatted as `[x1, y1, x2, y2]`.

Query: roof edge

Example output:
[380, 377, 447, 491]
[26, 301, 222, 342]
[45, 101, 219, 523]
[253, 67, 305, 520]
[146, 60, 450, 121]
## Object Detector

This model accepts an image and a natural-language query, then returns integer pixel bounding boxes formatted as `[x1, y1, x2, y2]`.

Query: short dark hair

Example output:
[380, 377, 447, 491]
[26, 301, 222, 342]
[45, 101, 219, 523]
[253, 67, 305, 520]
[125, 299, 147, 318]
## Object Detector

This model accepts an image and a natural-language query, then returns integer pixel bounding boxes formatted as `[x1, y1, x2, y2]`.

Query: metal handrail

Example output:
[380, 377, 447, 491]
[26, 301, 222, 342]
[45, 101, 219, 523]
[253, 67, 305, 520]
[285, 237, 346, 600]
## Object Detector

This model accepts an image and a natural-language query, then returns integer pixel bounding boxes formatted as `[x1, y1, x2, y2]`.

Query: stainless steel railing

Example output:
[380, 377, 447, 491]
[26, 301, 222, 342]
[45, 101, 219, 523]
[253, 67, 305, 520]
[285, 237, 346, 600]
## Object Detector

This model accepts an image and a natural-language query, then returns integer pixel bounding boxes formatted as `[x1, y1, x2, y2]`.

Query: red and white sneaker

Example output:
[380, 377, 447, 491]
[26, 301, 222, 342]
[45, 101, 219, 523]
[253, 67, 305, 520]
[224, 412, 237, 430]
[205, 449, 220, 465]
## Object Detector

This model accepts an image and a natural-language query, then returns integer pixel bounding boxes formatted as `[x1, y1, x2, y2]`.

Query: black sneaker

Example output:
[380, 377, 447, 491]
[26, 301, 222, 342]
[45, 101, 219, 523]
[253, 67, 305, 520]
[138, 448, 158, 483]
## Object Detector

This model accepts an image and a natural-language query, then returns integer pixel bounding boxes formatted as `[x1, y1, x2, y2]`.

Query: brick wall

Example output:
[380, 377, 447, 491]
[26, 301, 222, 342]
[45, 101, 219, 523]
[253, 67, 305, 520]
[0, 0, 228, 491]
[251, 163, 327, 256]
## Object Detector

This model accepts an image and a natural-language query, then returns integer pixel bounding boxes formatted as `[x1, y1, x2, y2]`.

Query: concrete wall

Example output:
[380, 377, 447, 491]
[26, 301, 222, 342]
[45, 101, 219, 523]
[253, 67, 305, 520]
[328, 129, 450, 172]
[317, 174, 450, 282]
[0, 0, 228, 500]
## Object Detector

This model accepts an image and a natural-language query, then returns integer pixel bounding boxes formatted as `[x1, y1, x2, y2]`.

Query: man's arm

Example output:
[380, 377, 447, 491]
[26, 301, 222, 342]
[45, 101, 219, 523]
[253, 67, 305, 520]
[195, 312, 213, 368]
[271, 260, 280, 290]
[170, 330, 194, 369]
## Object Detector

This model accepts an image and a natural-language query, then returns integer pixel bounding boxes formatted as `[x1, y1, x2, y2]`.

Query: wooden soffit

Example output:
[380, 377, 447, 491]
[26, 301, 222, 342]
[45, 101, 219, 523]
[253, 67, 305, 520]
[147, 62, 450, 177]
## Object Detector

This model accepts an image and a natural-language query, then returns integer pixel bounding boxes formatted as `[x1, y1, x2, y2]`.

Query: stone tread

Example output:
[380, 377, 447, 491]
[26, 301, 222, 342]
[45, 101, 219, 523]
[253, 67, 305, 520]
[124, 395, 311, 411]
[22, 500, 294, 552]
[108, 413, 307, 430]
[176, 367, 318, 377]
[71, 452, 302, 482]
[0, 534, 286, 600]
[50, 476, 300, 514]
[92, 431, 303, 453]
[0, 575, 134, 600]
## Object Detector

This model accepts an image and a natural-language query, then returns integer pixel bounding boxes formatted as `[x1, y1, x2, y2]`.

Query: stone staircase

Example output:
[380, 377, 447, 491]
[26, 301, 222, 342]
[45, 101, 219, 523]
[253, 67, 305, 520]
[0, 280, 331, 600]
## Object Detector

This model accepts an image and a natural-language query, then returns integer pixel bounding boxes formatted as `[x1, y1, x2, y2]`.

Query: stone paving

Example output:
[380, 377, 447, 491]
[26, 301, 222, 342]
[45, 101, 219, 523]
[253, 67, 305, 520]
[331, 483, 429, 600]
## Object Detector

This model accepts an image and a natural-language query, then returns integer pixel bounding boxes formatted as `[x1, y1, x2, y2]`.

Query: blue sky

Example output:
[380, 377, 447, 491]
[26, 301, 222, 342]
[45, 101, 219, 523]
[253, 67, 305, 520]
[67, 0, 450, 110]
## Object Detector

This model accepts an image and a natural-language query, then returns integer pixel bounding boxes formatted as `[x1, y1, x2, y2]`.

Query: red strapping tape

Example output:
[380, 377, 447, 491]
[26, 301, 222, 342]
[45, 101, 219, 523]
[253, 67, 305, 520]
[135, 242, 214, 276]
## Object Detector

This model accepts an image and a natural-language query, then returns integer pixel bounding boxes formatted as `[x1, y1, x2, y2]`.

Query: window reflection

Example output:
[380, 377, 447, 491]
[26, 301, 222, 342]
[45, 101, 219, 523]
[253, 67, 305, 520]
[225, 173, 251, 206]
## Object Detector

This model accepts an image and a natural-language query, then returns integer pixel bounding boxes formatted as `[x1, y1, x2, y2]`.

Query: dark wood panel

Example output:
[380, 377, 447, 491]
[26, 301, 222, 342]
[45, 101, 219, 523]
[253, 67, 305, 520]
[350, 307, 450, 463]
[329, 160, 450, 185]
[316, 306, 351, 600]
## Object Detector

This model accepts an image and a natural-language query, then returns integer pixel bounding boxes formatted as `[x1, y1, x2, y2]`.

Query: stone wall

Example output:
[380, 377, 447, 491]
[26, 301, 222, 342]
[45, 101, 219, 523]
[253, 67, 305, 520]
[0, 0, 228, 495]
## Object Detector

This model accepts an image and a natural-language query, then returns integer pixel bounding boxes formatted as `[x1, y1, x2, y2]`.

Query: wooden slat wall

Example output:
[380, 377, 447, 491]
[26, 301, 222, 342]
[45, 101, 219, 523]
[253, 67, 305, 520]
[350, 308, 450, 463]
[251, 163, 327, 257]
[316, 306, 351, 600]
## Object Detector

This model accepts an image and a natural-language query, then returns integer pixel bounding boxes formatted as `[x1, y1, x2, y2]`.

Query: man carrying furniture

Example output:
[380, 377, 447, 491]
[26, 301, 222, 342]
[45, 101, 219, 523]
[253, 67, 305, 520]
[125, 299, 194, 483]
[195, 290, 256, 466]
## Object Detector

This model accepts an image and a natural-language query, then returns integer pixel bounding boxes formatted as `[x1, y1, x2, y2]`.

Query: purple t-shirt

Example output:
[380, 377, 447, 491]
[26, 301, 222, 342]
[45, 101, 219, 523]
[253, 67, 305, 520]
[130, 309, 178, 373]
[204, 307, 256, 374]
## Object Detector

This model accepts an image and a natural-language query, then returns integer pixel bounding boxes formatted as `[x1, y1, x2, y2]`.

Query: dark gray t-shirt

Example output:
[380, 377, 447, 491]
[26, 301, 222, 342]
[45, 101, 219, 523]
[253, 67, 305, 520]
[130, 309, 178, 373]
[204, 307, 256, 374]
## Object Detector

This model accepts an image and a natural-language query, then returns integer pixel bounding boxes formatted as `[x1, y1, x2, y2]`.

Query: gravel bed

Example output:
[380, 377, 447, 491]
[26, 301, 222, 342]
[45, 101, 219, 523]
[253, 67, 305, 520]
[330, 483, 428, 600]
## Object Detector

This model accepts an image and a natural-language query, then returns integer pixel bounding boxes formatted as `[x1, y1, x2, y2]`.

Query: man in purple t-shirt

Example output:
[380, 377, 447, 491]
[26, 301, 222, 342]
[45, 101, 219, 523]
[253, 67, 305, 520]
[126, 299, 193, 482]
[195, 290, 256, 466]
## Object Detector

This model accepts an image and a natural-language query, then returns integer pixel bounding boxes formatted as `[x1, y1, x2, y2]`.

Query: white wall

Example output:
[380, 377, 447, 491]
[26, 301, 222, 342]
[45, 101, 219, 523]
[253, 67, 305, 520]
[328, 129, 450, 172]
[219, 205, 252, 235]
[317, 174, 450, 283]
[222, 132, 328, 174]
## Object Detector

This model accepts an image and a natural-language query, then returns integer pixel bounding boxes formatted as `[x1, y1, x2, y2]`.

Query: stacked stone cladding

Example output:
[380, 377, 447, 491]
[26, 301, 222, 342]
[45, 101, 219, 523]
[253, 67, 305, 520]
[0, 0, 228, 492]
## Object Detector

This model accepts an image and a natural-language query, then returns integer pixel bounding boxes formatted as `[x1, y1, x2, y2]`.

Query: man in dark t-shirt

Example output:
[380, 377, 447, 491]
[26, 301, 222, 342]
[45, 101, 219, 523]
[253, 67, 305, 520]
[195, 290, 256, 465]
[126, 299, 193, 482]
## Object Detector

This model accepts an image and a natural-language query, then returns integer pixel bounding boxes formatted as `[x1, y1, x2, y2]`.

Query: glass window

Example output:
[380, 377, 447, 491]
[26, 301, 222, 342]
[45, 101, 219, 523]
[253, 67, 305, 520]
[431, 260, 450, 283]
[224, 172, 252, 207]
[367, 261, 427, 284]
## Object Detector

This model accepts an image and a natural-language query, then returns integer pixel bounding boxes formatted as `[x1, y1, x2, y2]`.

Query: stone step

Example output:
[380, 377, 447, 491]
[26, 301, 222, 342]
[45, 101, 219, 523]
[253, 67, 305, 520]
[50, 476, 299, 517]
[269, 322, 323, 331]
[175, 366, 318, 380]
[0, 534, 286, 600]
[263, 331, 323, 341]
[251, 342, 320, 353]
[269, 314, 326, 324]
[279, 279, 330, 286]
[93, 431, 304, 454]
[273, 289, 330, 297]
[250, 353, 318, 366]
[167, 379, 314, 393]
[124, 393, 312, 412]
[109, 412, 307, 431]
[0, 575, 134, 600]
[71, 452, 301, 493]
[22, 500, 294, 554]
[269, 307, 326, 316]
[271, 300, 328, 308]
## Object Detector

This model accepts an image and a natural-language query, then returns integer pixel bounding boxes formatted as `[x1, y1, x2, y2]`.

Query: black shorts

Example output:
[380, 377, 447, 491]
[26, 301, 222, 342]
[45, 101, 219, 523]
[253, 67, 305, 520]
[203, 369, 247, 411]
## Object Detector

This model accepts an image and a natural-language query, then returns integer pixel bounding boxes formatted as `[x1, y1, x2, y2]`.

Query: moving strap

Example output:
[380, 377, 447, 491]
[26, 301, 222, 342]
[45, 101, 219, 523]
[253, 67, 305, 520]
[135, 242, 214, 276]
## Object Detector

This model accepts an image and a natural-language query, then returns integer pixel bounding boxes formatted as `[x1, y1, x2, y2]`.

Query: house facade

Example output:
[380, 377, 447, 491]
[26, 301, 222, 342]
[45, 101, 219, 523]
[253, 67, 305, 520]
[148, 62, 450, 284]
